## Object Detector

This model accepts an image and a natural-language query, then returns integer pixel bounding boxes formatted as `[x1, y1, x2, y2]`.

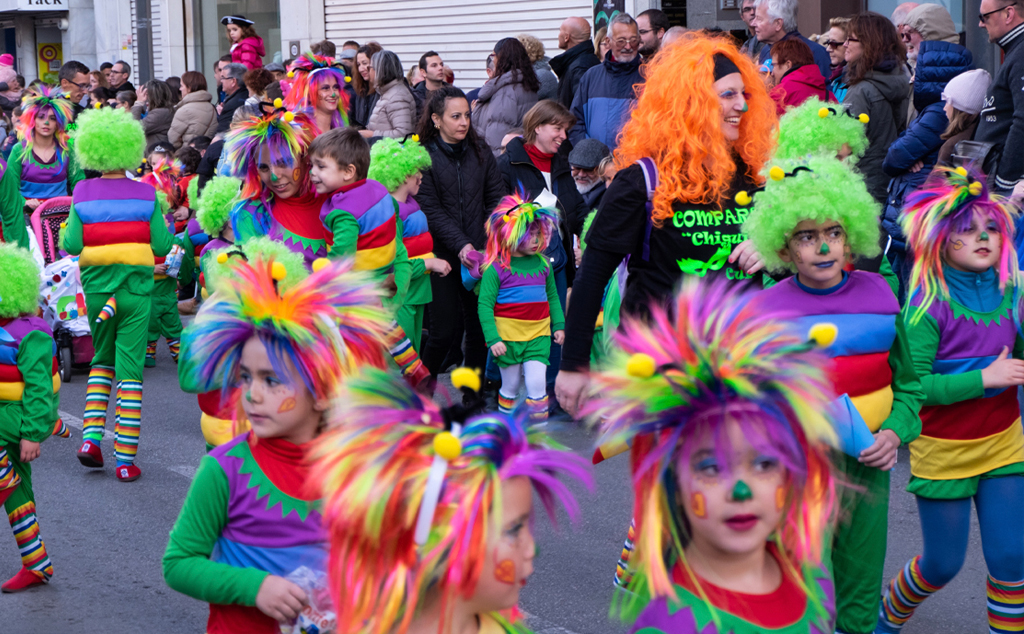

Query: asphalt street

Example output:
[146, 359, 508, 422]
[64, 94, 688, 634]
[0, 351, 996, 633]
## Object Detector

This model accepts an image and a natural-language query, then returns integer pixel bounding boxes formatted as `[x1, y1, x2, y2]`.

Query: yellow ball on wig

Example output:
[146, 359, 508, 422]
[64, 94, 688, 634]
[769, 166, 786, 181]
[271, 261, 288, 281]
[274, 97, 283, 109]
[735, 191, 752, 206]
[312, 257, 330, 273]
[450, 367, 481, 392]
[216, 252, 229, 264]
[818, 107, 829, 119]
[858, 113, 869, 124]
[433, 432, 462, 461]
[71, 106, 145, 173]
[626, 353, 656, 378]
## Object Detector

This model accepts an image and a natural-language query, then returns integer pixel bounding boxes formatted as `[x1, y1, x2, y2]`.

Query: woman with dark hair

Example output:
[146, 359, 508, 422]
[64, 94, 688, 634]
[165, 76, 181, 106]
[361, 50, 416, 139]
[473, 37, 541, 155]
[770, 38, 835, 114]
[416, 86, 505, 377]
[843, 11, 911, 203]
[132, 79, 176, 147]
[349, 42, 382, 130]
[169, 70, 217, 148]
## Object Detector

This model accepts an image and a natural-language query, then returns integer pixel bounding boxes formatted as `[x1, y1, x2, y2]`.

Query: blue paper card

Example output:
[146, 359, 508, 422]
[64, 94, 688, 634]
[828, 393, 876, 457]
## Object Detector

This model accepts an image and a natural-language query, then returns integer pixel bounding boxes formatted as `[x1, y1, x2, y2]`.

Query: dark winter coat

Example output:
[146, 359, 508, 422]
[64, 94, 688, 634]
[349, 90, 379, 130]
[549, 40, 601, 109]
[496, 137, 589, 285]
[417, 137, 506, 261]
[534, 60, 559, 101]
[569, 52, 644, 150]
[216, 88, 248, 133]
[975, 22, 1024, 192]
[844, 58, 911, 202]
[913, 40, 973, 109]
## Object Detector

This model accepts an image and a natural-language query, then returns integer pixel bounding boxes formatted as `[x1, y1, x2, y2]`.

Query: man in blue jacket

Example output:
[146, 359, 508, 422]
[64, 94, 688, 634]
[569, 14, 645, 150]
[753, 0, 831, 81]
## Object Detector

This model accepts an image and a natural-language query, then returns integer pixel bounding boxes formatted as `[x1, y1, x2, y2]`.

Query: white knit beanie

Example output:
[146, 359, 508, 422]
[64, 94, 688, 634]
[941, 69, 992, 115]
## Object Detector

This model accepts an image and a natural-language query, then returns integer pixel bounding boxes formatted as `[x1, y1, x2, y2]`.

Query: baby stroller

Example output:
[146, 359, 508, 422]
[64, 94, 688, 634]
[31, 196, 94, 382]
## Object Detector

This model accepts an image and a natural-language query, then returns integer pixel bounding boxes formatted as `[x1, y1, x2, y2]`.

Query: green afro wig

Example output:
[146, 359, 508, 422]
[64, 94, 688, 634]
[0, 243, 41, 318]
[775, 98, 869, 162]
[187, 176, 199, 209]
[742, 156, 881, 273]
[367, 137, 432, 192]
[197, 176, 242, 236]
[70, 106, 145, 172]
[204, 237, 307, 294]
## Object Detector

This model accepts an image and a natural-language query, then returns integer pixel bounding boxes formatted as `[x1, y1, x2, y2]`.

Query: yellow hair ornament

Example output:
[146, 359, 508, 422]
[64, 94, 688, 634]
[817, 107, 830, 118]
[273, 97, 283, 109]
[344, 75, 351, 83]
[411, 134, 419, 142]
[769, 166, 786, 181]
[311, 257, 330, 273]
[858, 113, 869, 124]
[735, 191, 752, 206]
[271, 261, 287, 281]
[216, 252, 228, 264]
[808, 322, 838, 348]
[433, 431, 462, 461]
[287, 70, 295, 78]
[626, 352, 656, 378]
[969, 181, 983, 196]
[93, 102, 102, 110]
[450, 367, 481, 392]
[60, 221, 67, 229]
[283, 111, 295, 123]
[955, 166, 968, 177]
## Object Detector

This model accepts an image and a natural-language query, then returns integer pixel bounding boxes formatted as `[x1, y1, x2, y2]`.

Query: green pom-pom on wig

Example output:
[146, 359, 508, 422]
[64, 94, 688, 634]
[367, 137, 432, 192]
[196, 176, 241, 236]
[579, 209, 598, 253]
[70, 106, 145, 172]
[742, 155, 881, 273]
[204, 236, 306, 294]
[775, 98, 869, 162]
[0, 243, 41, 318]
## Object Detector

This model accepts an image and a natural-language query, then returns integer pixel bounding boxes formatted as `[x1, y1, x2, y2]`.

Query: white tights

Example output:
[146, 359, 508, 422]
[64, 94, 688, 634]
[498, 360, 547, 400]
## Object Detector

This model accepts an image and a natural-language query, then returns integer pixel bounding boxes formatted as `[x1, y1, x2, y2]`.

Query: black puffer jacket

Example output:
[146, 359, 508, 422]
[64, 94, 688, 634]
[418, 137, 505, 260]
[496, 136, 588, 285]
[550, 40, 601, 109]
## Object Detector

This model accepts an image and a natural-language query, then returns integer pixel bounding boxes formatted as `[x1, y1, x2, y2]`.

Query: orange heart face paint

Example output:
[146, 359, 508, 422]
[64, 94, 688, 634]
[690, 492, 707, 518]
[494, 559, 516, 585]
[776, 486, 786, 510]
[277, 397, 296, 413]
[951, 239, 965, 250]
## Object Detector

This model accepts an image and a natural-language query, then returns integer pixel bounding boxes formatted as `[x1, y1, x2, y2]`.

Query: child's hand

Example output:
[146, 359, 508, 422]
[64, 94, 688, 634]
[20, 439, 40, 463]
[553, 329, 564, 345]
[491, 342, 507, 357]
[426, 258, 451, 277]
[1013, 180, 1024, 202]
[858, 429, 899, 471]
[154, 263, 168, 275]
[981, 346, 1024, 389]
[172, 206, 190, 221]
[574, 245, 582, 268]
[25, 199, 40, 210]
[728, 239, 765, 275]
[255, 575, 308, 623]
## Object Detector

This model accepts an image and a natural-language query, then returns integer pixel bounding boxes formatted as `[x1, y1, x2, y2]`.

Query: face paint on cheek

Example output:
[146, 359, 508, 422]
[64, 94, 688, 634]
[951, 239, 965, 250]
[293, 168, 301, 182]
[776, 485, 786, 510]
[494, 559, 517, 585]
[690, 492, 707, 518]
[277, 396, 296, 413]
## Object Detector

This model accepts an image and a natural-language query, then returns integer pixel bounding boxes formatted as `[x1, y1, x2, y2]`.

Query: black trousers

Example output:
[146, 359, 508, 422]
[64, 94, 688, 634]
[422, 261, 486, 376]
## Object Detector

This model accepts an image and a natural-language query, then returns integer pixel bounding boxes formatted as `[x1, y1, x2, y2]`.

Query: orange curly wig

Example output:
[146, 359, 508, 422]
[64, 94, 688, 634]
[615, 34, 777, 226]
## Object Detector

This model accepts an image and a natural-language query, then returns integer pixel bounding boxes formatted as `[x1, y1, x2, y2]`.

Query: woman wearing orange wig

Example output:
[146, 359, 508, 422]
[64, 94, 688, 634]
[556, 34, 777, 417]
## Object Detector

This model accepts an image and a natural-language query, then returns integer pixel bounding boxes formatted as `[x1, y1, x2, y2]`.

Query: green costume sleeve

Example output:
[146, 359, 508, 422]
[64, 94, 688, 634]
[150, 199, 174, 258]
[1014, 333, 1024, 359]
[408, 257, 426, 280]
[390, 213, 411, 309]
[323, 208, 359, 261]
[176, 333, 204, 394]
[61, 201, 83, 255]
[878, 255, 900, 299]
[163, 455, 268, 606]
[66, 146, 85, 193]
[879, 314, 924, 444]
[478, 266, 501, 347]
[905, 309, 984, 406]
[17, 330, 56, 443]
[0, 151, 28, 249]
[177, 233, 195, 285]
[546, 261, 565, 332]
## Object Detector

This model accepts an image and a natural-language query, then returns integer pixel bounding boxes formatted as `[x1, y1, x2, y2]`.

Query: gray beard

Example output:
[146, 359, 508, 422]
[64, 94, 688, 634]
[576, 180, 598, 194]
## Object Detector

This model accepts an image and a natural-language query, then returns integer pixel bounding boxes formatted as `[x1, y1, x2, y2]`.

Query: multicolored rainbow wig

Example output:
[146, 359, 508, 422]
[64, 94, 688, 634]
[368, 136, 432, 192]
[484, 191, 558, 270]
[224, 109, 316, 201]
[310, 367, 592, 634]
[142, 157, 181, 208]
[181, 256, 388, 414]
[902, 166, 1020, 325]
[585, 277, 837, 618]
[17, 85, 74, 154]
[284, 52, 350, 131]
[775, 98, 869, 162]
[742, 156, 880, 273]
[614, 34, 776, 226]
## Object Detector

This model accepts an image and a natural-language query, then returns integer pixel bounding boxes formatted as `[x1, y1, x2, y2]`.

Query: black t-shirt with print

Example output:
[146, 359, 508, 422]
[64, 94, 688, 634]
[585, 162, 760, 314]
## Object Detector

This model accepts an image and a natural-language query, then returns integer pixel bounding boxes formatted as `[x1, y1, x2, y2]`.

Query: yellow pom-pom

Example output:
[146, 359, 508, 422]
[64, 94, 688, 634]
[271, 261, 287, 281]
[273, 97, 283, 109]
[735, 191, 752, 206]
[93, 102, 102, 109]
[434, 431, 462, 461]
[60, 221, 67, 229]
[283, 111, 295, 123]
[311, 257, 330, 272]
[769, 166, 786, 181]
[344, 75, 351, 83]
[858, 113, 869, 124]
[955, 166, 968, 177]
[287, 70, 295, 78]
[808, 322, 838, 348]
[411, 134, 419, 142]
[969, 181, 983, 196]
[216, 252, 228, 264]
[626, 353, 656, 379]
[451, 367, 481, 392]
[817, 107, 829, 118]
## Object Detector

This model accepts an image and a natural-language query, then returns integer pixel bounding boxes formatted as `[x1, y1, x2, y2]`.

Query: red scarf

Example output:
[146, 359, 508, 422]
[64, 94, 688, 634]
[524, 143, 553, 173]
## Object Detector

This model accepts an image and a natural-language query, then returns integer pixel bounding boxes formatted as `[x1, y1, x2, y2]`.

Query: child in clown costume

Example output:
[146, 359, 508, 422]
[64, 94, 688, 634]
[164, 255, 386, 633]
[478, 192, 564, 421]
[367, 136, 452, 353]
[586, 278, 839, 633]
[743, 156, 924, 634]
[0, 243, 63, 592]
[309, 366, 592, 634]
[141, 162, 187, 368]
[876, 167, 1024, 633]
[60, 107, 174, 482]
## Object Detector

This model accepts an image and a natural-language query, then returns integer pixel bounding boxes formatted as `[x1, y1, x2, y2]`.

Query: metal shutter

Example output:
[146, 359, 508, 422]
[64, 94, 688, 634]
[325, 0, 592, 88]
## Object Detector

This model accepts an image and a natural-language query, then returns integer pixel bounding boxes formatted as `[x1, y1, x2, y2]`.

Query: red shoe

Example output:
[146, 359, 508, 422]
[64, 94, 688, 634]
[1, 567, 47, 593]
[76, 441, 104, 468]
[116, 464, 141, 482]
[0, 479, 19, 507]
